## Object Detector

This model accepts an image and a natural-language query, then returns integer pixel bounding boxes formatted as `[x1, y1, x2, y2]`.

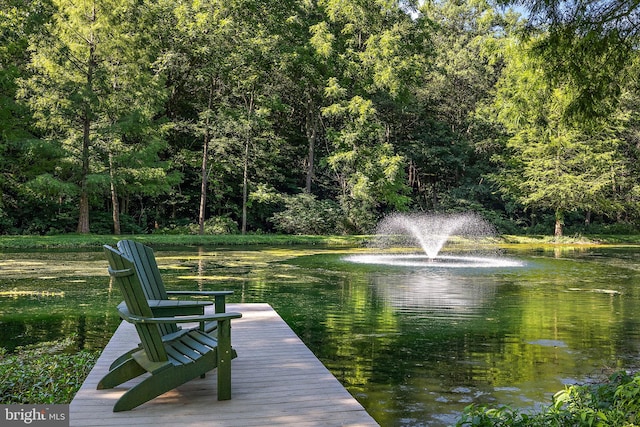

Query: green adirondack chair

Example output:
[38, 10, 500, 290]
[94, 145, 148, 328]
[117, 239, 232, 319]
[99, 245, 242, 412]
[108, 240, 233, 369]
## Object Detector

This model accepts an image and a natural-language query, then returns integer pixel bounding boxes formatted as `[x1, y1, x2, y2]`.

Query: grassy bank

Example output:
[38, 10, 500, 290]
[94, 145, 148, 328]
[0, 233, 370, 249]
[1, 233, 640, 250]
[501, 234, 640, 245]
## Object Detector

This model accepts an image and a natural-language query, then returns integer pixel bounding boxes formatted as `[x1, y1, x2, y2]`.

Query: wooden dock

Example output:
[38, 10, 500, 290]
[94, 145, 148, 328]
[70, 303, 379, 426]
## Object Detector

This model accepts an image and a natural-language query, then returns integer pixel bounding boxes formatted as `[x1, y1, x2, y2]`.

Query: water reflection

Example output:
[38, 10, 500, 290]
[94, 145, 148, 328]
[371, 272, 496, 316]
[306, 251, 640, 426]
[345, 253, 525, 268]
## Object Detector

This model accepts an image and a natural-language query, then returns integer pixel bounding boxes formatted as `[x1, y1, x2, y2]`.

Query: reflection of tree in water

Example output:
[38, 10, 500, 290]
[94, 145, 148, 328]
[0, 314, 119, 354]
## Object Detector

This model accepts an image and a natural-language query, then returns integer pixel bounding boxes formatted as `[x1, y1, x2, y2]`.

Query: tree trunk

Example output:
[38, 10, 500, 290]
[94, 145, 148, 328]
[77, 191, 90, 233]
[77, 6, 96, 234]
[109, 151, 121, 235]
[77, 95, 92, 233]
[241, 92, 254, 235]
[199, 136, 209, 235]
[242, 138, 249, 234]
[554, 209, 563, 237]
[305, 100, 317, 194]
[198, 78, 216, 235]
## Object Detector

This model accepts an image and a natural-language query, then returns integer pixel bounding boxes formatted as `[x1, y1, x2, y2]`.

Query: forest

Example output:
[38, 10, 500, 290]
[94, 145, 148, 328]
[1, 0, 638, 237]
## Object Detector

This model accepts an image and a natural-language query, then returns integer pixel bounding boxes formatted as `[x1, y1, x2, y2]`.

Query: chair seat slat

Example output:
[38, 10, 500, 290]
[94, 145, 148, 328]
[165, 345, 195, 365]
[180, 334, 214, 355]
[188, 330, 219, 349]
[169, 340, 202, 361]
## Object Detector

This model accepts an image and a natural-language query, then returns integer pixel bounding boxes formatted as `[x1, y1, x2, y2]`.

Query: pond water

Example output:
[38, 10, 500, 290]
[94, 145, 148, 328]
[2, 244, 640, 426]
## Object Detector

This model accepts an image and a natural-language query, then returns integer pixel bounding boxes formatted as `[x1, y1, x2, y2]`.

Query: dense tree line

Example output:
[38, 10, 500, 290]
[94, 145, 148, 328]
[1, 0, 638, 236]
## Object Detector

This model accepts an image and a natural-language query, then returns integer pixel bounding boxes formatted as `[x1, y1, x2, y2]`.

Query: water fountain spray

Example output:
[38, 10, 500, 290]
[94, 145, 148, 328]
[345, 212, 523, 268]
[374, 212, 496, 259]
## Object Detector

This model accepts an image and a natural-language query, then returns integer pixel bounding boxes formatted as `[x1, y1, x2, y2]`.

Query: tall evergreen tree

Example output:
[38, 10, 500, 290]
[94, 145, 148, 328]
[485, 38, 626, 236]
[19, 0, 167, 233]
[0, 0, 56, 232]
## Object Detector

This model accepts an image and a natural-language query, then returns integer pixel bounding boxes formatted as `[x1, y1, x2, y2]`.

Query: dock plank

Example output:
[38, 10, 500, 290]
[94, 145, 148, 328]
[70, 303, 378, 426]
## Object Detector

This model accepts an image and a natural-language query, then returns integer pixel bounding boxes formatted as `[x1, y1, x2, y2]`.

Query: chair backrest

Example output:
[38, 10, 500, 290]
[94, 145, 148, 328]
[117, 240, 168, 300]
[117, 240, 178, 336]
[104, 245, 168, 363]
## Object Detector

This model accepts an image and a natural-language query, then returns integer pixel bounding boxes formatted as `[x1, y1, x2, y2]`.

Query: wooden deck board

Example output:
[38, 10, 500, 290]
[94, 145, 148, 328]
[70, 303, 379, 426]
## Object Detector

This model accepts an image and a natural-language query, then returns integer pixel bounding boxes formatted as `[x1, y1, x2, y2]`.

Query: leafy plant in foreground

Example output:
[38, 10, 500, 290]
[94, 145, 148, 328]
[457, 371, 640, 426]
[0, 337, 99, 404]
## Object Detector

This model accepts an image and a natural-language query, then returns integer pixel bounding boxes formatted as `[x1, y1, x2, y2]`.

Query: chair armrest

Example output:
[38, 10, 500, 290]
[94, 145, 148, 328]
[118, 300, 211, 316]
[166, 290, 233, 313]
[147, 300, 212, 308]
[166, 291, 234, 296]
[118, 306, 242, 324]
[147, 299, 211, 317]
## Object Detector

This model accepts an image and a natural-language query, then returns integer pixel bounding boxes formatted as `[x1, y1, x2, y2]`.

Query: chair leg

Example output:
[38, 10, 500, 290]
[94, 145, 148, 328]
[98, 358, 146, 390]
[113, 357, 216, 412]
[109, 348, 138, 371]
[216, 318, 232, 400]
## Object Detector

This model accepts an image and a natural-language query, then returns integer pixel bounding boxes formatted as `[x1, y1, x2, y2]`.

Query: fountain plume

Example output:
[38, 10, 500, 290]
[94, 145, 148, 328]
[372, 212, 496, 259]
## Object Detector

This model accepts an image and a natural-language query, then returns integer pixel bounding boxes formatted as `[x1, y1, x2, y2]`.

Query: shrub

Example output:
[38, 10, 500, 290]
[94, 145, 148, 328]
[569, 222, 640, 235]
[155, 216, 239, 235]
[456, 371, 640, 427]
[90, 212, 146, 234]
[189, 216, 239, 235]
[0, 337, 99, 404]
[270, 194, 345, 235]
[21, 212, 77, 235]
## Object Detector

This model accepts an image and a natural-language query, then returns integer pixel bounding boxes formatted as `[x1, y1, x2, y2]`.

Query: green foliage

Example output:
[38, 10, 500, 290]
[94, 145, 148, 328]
[457, 404, 548, 426]
[532, 28, 632, 121]
[457, 371, 640, 427]
[0, 0, 639, 236]
[0, 233, 369, 249]
[0, 337, 98, 404]
[17, 0, 170, 234]
[567, 222, 640, 236]
[271, 193, 345, 235]
[484, 36, 630, 236]
[21, 211, 77, 236]
[157, 217, 239, 235]
[89, 212, 146, 235]
[310, 0, 422, 228]
[191, 217, 239, 235]
[504, 0, 637, 120]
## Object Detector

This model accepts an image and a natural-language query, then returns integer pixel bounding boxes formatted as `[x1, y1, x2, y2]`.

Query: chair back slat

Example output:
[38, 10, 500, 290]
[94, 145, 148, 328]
[118, 240, 168, 299]
[104, 245, 168, 363]
[117, 240, 178, 336]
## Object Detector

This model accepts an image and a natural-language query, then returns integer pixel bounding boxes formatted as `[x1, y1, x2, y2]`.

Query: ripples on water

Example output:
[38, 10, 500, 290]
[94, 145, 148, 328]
[343, 253, 526, 268]
[329, 250, 640, 425]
